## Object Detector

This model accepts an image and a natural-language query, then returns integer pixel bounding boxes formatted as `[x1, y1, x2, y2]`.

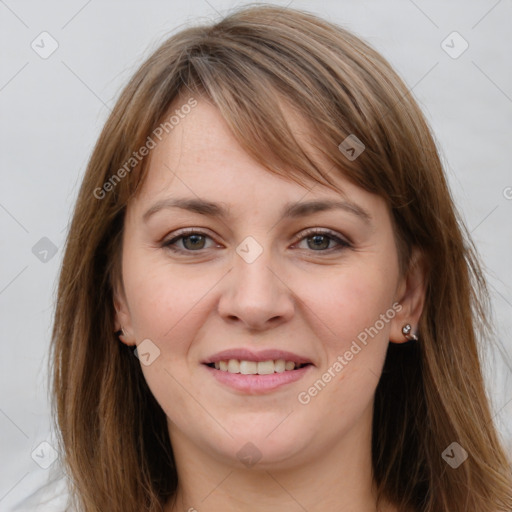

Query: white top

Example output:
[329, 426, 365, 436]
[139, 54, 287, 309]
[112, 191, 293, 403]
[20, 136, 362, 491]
[7, 463, 74, 512]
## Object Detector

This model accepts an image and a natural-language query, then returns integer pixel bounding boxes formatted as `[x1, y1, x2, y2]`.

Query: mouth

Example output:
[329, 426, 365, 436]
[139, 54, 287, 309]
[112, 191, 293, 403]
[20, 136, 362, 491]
[204, 360, 313, 374]
[201, 348, 314, 393]
[201, 350, 314, 393]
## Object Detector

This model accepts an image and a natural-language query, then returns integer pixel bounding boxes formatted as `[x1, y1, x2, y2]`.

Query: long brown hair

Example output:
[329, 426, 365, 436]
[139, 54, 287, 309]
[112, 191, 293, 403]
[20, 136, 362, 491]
[50, 4, 512, 511]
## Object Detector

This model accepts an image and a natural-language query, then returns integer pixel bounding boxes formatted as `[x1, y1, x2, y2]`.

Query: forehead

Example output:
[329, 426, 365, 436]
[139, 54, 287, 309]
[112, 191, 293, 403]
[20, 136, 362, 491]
[128, 97, 386, 224]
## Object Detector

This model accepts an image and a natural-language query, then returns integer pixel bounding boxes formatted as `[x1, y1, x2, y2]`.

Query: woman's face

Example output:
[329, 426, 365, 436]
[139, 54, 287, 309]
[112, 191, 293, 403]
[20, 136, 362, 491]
[114, 96, 420, 470]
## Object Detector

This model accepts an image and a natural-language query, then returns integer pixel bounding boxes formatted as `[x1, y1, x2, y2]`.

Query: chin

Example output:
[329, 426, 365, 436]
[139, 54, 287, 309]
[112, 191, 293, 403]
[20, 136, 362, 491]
[210, 422, 314, 469]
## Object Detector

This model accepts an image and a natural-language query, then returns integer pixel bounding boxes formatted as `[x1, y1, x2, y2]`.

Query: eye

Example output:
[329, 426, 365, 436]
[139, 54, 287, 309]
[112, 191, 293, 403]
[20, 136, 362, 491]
[162, 229, 216, 253]
[162, 228, 351, 255]
[293, 229, 351, 252]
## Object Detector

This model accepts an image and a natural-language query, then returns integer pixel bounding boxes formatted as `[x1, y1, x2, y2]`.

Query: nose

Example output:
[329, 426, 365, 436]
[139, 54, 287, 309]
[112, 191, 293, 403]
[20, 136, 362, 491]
[217, 245, 295, 332]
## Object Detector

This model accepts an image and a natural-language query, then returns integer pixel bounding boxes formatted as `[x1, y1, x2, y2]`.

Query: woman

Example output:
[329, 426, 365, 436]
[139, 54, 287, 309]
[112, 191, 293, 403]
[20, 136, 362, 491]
[49, 4, 512, 512]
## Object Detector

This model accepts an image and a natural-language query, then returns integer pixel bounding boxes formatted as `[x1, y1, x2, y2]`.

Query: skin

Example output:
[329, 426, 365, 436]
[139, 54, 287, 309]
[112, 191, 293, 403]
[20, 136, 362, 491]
[114, 95, 426, 512]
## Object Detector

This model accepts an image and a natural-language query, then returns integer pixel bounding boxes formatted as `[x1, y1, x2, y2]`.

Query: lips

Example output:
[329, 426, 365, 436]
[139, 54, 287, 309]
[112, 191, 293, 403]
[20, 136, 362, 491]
[201, 348, 314, 366]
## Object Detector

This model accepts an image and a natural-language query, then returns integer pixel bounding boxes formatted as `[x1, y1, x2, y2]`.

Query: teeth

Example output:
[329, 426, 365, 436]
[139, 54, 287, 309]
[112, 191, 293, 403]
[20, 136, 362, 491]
[256, 360, 274, 375]
[227, 359, 240, 373]
[240, 360, 258, 374]
[274, 359, 285, 373]
[212, 358, 306, 374]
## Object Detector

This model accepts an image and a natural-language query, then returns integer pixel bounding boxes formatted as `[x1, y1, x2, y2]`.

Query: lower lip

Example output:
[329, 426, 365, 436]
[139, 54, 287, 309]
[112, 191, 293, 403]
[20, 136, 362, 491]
[203, 364, 313, 394]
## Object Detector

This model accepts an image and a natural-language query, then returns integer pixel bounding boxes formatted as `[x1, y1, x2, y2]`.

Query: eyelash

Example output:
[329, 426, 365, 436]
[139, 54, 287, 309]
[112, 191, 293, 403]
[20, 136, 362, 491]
[161, 228, 351, 255]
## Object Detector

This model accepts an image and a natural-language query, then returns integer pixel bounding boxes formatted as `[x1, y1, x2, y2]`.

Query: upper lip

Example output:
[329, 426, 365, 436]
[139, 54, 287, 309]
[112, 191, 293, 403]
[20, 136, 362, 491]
[202, 348, 314, 366]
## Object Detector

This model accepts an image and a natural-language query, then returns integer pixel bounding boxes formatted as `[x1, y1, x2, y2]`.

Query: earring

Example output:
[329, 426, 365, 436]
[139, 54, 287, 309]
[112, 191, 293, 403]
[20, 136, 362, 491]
[401, 323, 418, 341]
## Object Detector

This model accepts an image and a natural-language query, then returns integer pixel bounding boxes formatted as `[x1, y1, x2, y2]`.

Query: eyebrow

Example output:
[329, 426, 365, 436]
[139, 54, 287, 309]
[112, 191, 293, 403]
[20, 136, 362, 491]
[142, 197, 372, 224]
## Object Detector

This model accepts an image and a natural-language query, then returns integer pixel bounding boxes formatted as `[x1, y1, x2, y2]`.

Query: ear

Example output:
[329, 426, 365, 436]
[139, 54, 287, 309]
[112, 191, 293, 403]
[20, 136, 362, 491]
[389, 247, 427, 344]
[113, 280, 136, 347]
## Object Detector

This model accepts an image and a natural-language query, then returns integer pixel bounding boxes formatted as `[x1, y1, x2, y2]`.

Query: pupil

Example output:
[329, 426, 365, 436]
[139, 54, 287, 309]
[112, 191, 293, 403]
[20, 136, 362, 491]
[185, 235, 204, 250]
[309, 235, 328, 250]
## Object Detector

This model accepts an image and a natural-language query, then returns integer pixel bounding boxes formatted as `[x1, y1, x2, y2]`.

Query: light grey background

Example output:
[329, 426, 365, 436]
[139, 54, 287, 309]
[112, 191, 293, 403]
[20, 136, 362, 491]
[1, 0, 511, 510]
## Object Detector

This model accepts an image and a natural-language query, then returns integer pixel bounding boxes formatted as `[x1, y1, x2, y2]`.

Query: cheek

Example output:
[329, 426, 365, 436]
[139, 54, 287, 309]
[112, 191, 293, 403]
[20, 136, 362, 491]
[127, 280, 178, 340]
[123, 249, 205, 339]
[301, 261, 398, 352]
[294, 265, 397, 420]
[123, 254, 228, 388]
[122, 256, 212, 414]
